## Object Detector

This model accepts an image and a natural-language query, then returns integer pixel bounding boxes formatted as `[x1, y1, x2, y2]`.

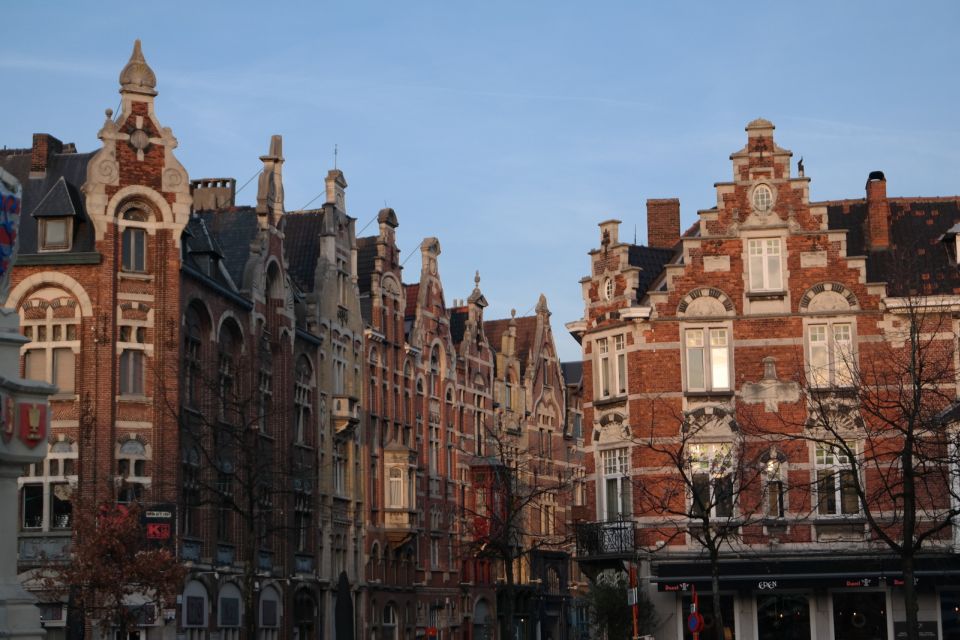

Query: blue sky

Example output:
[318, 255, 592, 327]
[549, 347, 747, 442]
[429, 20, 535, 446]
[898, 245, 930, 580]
[4, 1, 960, 361]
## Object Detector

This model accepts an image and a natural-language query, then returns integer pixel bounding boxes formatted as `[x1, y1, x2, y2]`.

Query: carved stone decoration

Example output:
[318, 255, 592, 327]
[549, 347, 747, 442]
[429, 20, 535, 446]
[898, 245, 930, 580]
[129, 129, 150, 152]
[678, 287, 735, 317]
[799, 282, 858, 312]
[595, 411, 630, 443]
[682, 404, 738, 437]
[805, 400, 863, 434]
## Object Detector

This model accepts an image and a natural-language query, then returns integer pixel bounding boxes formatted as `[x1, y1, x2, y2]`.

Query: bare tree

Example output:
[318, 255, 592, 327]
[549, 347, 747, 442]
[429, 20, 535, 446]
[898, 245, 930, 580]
[633, 402, 768, 640]
[465, 422, 577, 640]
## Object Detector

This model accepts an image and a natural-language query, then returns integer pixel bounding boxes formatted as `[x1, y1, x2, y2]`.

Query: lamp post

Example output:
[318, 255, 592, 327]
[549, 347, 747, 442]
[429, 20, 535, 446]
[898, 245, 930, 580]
[0, 167, 56, 640]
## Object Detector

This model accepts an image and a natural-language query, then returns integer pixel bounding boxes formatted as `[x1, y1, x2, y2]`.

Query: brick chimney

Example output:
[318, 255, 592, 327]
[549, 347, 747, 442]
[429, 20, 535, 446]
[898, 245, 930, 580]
[866, 171, 890, 250]
[30, 133, 64, 176]
[190, 178, 236, 211]
[646, 198, 681, 249]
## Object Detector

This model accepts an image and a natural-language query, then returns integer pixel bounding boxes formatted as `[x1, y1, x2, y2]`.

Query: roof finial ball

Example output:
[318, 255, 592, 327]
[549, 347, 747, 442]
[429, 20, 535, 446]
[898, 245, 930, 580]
[119, 39, 158, 96]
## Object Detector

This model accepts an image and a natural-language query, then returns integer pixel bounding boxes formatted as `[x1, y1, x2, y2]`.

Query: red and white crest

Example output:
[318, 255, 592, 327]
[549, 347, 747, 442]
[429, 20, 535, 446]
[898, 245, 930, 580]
[17, 402, 46, 448]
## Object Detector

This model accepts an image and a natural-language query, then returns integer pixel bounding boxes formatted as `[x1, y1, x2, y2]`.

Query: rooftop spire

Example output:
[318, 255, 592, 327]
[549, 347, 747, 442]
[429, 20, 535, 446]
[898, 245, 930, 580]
[119, 39, 157, 96]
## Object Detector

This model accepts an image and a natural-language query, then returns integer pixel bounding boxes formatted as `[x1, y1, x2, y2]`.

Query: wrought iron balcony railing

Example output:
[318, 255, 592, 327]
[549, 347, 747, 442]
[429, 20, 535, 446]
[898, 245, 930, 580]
[575, 518, 636, 558]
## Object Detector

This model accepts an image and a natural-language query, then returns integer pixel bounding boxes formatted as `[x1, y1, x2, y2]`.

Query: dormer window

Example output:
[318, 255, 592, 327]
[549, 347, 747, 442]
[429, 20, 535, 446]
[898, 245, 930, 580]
[39, 218, 71, 252]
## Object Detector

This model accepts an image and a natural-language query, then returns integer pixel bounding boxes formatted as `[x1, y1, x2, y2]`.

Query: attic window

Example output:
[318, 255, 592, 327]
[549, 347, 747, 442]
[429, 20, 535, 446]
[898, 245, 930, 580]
[752, 184, 774, 213]
[39, 218, 71, 252]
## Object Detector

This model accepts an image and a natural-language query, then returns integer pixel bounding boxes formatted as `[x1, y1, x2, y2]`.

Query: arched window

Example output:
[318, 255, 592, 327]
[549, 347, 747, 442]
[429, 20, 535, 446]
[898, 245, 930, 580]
[183, 304, 206, 409]
[383, 604, 398, 640]
[117, 439, 148, 504]
[20, 291, 80, 395]
[258, 586, 282, 640]
[294, 356, 314, 445]
[181, 580, 209, 640]
[218, 583, 243, 640]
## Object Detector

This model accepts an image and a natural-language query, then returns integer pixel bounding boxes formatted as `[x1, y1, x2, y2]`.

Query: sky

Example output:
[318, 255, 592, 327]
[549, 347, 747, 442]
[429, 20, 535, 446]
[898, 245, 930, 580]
[4, 1, 960, 361]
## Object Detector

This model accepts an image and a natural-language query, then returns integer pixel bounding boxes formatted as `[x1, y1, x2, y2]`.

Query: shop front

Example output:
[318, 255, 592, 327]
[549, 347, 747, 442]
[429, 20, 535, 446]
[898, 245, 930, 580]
[652, 556, 960, 640]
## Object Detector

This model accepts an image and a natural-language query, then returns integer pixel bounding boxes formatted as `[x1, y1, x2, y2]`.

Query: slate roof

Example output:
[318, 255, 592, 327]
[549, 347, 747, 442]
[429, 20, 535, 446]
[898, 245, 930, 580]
[282, 212, 324, 291]
[449, 307, 468, 345]
[560, 361, 582, 387]
[628, 245, 675, 301]
[196, 208, 259, 287]
[824, 197, 960, 296]
[356, 236, 377, 295]
[1, 148, 97, 255]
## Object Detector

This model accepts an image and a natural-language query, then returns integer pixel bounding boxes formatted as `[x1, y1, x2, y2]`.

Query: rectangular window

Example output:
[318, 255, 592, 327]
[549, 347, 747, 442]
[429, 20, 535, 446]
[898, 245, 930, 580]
[807, 322, 854, 388]
[122, 227, 147, 272]
[815, 443, 859, 516]
[685, 328, 730, 392]
[597, 335, 627, 399]
[119, 350, 144, 395]
[53, 348, 75, 394]
[22, 484, 43, 529]
[40, 218, 71, 251]
[748, 238, 782, 291]
[689, 443, 734, 518]
[600, 448, 631, 520]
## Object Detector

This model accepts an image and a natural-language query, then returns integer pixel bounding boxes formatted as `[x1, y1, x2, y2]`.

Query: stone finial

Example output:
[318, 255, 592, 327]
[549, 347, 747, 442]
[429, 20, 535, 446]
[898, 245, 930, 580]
[535, 293, 549, 315]
[468, 270, 487, 307]
[119, 39, 158, 96]
[474, 270, 481, 287]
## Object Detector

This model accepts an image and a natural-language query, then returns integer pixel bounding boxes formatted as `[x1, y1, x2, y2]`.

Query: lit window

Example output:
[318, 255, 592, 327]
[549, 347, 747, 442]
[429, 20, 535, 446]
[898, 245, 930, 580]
[600, 448, 631, 520]
[748, 238, 782, 292]
[688, 443, 734, 518]
[684, 327, 730, 392]
[815, 443, 859, 516]
[764, 459, 785, 519]
[18, 440, 77, 531]
[808, 322, 854, 388]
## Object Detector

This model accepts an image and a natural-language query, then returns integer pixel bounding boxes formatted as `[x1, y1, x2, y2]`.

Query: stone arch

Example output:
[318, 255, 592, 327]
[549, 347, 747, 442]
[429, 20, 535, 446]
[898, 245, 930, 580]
[677, 287, 735, 318]
[181, 579, 210, 629]
[107, 186, 171, 225]
[682, 404, 738, 436]
[216, 312, 245, 352]
[217, 581, 243, 628]
[8, 272, 93, 317]
[799, 282, 859, 313]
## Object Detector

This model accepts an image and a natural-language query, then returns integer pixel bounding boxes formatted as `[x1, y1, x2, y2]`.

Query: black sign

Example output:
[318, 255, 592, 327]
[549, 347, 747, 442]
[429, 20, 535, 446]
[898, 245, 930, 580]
[894, 621, 937, 639]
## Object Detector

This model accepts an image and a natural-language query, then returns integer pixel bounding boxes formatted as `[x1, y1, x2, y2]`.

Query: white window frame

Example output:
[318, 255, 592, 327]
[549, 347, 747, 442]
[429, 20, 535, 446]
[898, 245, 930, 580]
[815, 442, 860, 517]
[688, 443, 735, 519]
[763, 458, 786, 519]
[683, 326, 731, 392]
[596, 334, 627, 399]
[387, 466, 405, 508]
[21, 301, 80, 396]
[747, 237, 783, 292]
[599, 447, 631, 521]
[806, 320, 855, 388]
[39, 218, 72, 252]
[18, 440, 78, 531]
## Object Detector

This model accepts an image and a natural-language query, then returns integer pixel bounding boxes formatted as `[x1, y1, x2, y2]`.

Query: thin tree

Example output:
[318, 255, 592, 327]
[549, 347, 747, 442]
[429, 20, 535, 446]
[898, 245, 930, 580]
[633, 402, 767, 640]
[41, 499, 186, 640]
[464, 421, 577, 640]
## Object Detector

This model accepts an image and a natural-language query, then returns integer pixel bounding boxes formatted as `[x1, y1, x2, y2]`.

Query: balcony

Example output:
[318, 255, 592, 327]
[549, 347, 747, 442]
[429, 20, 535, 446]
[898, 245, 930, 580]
[575, 519, 636, 559]
[332, 395, 360, 433]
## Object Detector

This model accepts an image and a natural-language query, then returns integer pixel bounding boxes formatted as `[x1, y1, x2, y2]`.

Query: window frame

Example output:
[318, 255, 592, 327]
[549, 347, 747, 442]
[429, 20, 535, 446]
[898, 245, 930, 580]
[119, 348, 145, 396]
[39, 217, 72, 252]
[682, 324, 732, 393]
[687, 442, 735, 519]
[595, 334, 627, 400]
[814, 441, 861, 517]
[747, 237, 783, 292]
[805, 319, 856, 389]
[598, 447, 631, 521]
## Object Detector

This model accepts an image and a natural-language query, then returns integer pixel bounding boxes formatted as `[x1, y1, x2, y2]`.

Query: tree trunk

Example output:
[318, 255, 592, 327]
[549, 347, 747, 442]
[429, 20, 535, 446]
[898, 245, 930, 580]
[902, 552, 919, 640]
[503, 557, 516, 640]
[709, 546, 724, 640]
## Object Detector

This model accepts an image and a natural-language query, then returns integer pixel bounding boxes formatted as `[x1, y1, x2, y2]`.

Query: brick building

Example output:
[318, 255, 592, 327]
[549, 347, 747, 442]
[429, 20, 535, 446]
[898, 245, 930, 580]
[6, 40, 582, 640]
[569, 119, 960, 639]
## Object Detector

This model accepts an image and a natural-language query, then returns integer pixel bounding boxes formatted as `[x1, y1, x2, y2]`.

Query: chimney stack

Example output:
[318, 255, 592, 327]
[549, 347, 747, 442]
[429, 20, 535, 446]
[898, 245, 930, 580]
[866, 171, 890, 250]
[30, 133, 64, 176]
[646, 198, 681, 249]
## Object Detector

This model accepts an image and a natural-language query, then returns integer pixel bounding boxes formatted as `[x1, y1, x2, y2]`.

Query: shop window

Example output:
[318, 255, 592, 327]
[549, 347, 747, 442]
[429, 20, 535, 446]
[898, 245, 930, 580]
[832, 591, 886, 640]
[756, 594, 809, 640]
[681, 593, 735, 640]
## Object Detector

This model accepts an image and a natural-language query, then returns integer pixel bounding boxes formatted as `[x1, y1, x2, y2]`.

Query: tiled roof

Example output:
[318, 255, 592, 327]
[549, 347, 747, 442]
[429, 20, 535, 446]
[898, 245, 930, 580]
[2, 148, 97, 256]
[197, 208, 259, 287]
[484, 315, 539, 376]
[282, 212, 324, 291]
[356, 236, 377, 295]
[825, 197, 960, 296]
[404, 283, 419, 319]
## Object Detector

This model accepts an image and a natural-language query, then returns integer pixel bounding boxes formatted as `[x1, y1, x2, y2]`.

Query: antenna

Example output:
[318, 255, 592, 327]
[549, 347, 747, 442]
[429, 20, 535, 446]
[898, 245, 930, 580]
[634, 224, 637, 244]
[333, 144, 338, 169]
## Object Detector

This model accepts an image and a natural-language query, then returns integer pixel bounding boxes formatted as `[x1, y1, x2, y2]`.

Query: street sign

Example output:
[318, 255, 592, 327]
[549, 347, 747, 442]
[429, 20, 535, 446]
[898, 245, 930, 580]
[627, 588, 637, 606]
